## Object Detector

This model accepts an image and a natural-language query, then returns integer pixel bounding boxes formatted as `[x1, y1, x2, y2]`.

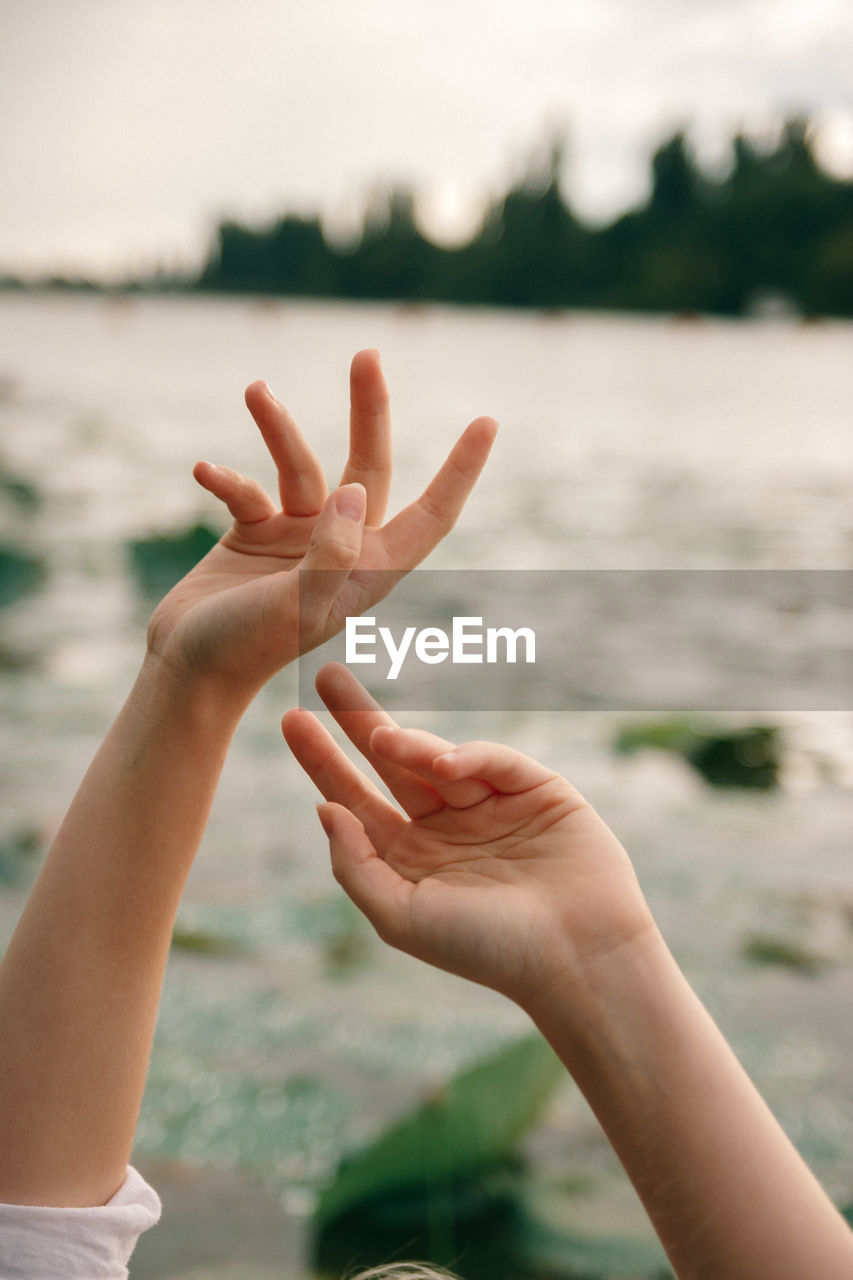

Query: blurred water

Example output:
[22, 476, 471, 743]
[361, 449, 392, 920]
[0, 294, 852, 1266]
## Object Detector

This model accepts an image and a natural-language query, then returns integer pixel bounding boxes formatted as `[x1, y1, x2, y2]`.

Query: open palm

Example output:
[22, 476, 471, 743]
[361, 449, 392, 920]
[147, 351, 497, 696]
[283, 664, 653, 1005]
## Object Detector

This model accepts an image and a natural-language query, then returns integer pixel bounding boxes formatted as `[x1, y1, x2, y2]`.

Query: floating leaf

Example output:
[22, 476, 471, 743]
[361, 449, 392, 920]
[742, 933, 826, 976]
[0, 826, 41, 886]
[127, 522, 219, 597]
[616, 719, 781, 789]
[615, 717, 703, 758]
[0, 544, 46, 607]
[315, 1032, 563, 1228]
[170, 924, 242, 957]
[0, 472, 40, 509]
[687, 727, 780, 789]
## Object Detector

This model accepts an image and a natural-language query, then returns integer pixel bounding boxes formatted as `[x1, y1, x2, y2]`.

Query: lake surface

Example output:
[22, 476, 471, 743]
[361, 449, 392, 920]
[1, 294, 851, 1274]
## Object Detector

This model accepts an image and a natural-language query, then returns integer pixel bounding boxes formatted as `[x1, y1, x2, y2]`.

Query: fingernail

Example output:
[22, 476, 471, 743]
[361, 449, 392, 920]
[263, 382, 279, 404]
[335, 484, 366, 521]
[369, 725, 392, 751]
[316, 804, 335, 837]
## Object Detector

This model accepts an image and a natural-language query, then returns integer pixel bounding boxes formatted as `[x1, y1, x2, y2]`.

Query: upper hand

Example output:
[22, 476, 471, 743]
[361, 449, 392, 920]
[282, 664, 655, 1009]
[146, 351, 497, 698]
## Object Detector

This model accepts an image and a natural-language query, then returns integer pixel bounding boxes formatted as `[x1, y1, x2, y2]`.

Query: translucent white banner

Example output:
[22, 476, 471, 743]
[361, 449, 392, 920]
[297, 570, 853, 711]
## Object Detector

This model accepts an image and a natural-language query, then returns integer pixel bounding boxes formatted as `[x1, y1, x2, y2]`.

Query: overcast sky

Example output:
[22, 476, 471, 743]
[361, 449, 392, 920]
[2, 0, 853, 278]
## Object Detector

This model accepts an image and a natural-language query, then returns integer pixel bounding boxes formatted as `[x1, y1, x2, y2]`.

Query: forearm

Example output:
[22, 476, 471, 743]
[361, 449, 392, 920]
[528, 926, 853, 1280]
[0, 655, 250, 1207]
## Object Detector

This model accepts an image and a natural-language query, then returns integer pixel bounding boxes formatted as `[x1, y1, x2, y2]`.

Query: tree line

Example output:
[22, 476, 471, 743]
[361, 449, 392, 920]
[195, 121, 853, 316]
[5, 120, 852, 315]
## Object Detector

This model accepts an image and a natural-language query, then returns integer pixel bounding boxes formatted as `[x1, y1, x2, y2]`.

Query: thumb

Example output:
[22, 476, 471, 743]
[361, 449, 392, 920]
[298, 484, 366, 634]
[316, 802, 410, 947]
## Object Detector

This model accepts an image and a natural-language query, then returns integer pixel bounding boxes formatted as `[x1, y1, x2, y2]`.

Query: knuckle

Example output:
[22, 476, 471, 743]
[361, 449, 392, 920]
[418, 488, 447, 527]
[309, 518, 360, 568]
[346, 446, 388, 474]
[330, 862, 346, 887]
[319, 531, 360, 567]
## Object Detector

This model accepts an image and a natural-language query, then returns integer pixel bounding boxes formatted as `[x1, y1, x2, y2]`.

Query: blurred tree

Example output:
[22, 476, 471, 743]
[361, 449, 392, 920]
[341, 188, 440, 300]
[189, 118, 853, 317]
[199, 215, 338, 295]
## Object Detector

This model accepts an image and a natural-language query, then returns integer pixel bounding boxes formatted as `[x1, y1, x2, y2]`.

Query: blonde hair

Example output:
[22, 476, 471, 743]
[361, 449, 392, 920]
[348, 1266, 461, 1280]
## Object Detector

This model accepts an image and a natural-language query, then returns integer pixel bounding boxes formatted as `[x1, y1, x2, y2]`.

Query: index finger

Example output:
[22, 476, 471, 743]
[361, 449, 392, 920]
[377, 416, 498, 568]
[316, 662, 492, 815]
[281, 706, 406, 850]
[315, 662, 442, 818]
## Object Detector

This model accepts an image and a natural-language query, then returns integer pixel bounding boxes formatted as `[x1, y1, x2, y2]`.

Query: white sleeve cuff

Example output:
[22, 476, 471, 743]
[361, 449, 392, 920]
[0, 1166, 161, 1280]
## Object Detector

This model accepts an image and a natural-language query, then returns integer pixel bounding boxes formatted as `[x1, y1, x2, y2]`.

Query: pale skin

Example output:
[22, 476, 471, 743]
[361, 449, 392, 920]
[0, 349, 497, 1209]
[282, 663, 853, 1280]
[2, 358, 851, 1280]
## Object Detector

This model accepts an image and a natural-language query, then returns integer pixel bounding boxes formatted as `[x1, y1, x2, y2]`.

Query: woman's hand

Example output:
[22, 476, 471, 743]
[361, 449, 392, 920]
[282, 664, 655, 1009]
[147, 351, 497, 701]
[285, 671, 853, 1280]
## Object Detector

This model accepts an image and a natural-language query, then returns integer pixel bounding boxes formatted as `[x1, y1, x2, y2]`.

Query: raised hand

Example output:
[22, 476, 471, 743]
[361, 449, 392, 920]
[282, 663, 655, 1008]
[146, 351, 497, 699]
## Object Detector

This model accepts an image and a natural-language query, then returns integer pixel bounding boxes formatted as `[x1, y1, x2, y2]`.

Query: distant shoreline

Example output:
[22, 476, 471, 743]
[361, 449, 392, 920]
[0, 280, 835, 325]
[3, 119, 852, 319]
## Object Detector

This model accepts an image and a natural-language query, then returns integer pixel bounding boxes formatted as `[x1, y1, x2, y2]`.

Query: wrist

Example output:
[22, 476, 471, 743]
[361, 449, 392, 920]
[523, 908, 673, 1058]
[144, 596, 283, 712]
[133, 649, 254, 737]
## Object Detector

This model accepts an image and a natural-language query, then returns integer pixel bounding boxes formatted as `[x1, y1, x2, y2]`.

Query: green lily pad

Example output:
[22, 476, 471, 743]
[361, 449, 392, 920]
[742, 933, 826, 976]
[0, 472, 40, 509]
[0, 826, 41, 886]
[615, 719, 781, 789]
[127, 522, 219, 597]
[0, 544, 46, 607]
[315, 1032, 563, 1228]
[171, 925, 243, 957]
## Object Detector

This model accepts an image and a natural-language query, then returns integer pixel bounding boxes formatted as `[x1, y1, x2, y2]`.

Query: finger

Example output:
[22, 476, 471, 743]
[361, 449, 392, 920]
[317, 803, 414, 946]
[369, 724, 495, 809]
[378, 416, 498, 568]
[296, 485, 366, 641]
[282, 709, 406, 849]
[431, 740, 558, 795]
[315, 662, 447, 819]
[193, 461, 277, 524]
[244, 380, 328, 516]
[340, 350, 393, 526]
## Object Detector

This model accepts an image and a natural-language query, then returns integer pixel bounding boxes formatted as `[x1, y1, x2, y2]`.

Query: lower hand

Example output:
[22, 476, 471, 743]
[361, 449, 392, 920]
[282, 664, 656, 1010]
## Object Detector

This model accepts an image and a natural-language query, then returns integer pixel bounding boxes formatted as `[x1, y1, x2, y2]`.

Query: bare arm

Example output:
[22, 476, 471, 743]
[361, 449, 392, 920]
[0, 659, 245, 1207]
[528, 923, 853, 1280]
[0, 353, 496, 1208]
[284, 665, 853, 1280]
